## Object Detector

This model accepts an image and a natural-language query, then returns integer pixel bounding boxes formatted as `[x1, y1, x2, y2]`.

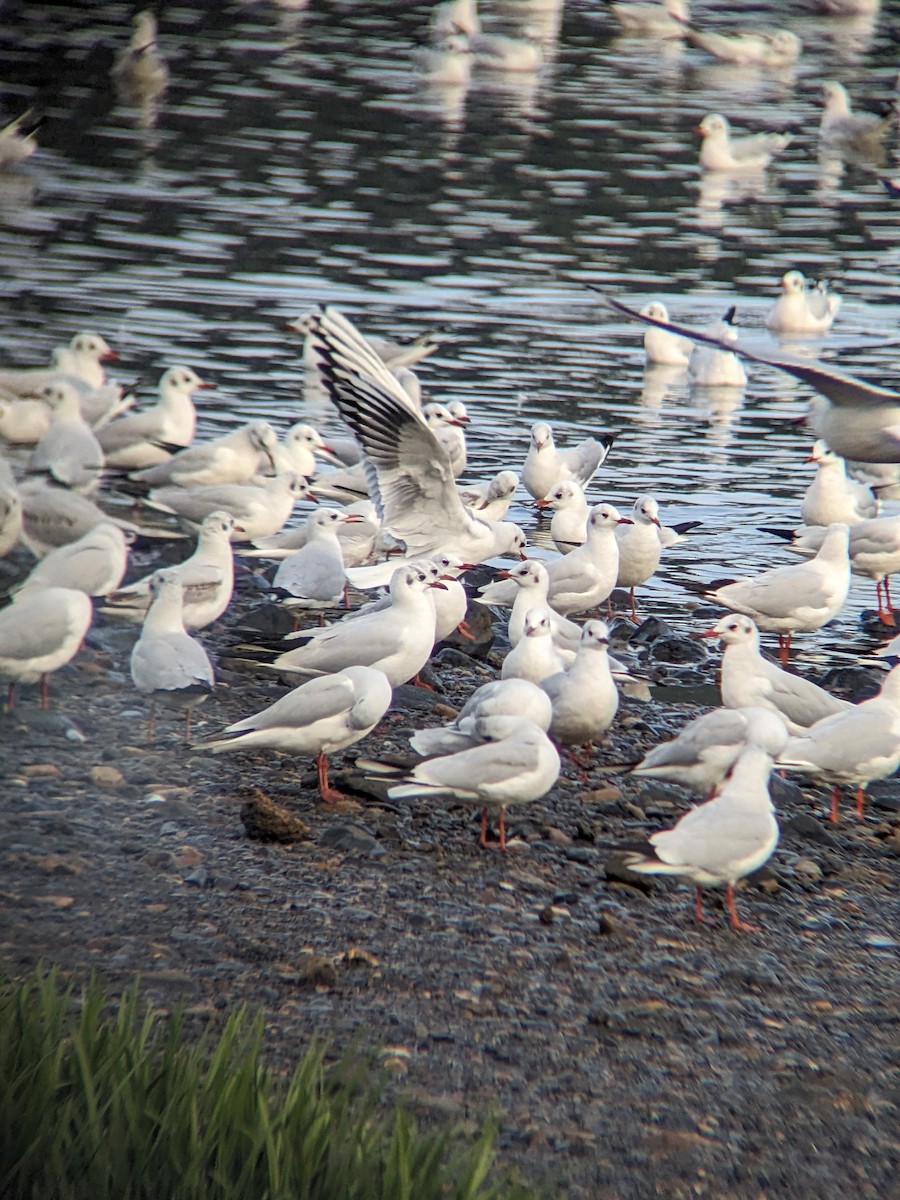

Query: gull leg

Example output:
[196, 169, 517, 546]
[455, 619, 476, 641]
[629, 587, 639, 624]
[317, 750, 347, 803]
[726, 883, 759, 933]
[694, 887, 706, 924]
[855, 784, 866, 819]
[777, 633, 791, 666]
[479, 807, 490, 849]
[829, 784, 841, 823]
[40, 673, 49, 710]
[883, 576, 895, 626]
[498, 806, 507, 851]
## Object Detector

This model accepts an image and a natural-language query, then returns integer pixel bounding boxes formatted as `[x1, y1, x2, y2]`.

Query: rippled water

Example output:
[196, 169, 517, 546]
[1, 0, 898, 657]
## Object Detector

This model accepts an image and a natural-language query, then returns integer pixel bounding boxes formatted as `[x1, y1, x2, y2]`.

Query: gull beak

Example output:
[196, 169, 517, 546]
[651, 517, 662, 528]
[617, 517, 634, 525]
[197, 379, 215, 389]
[428, 580, 449, 591]
[458, 562, 477, 572]
[102, 348, 120, 362]
[497, 569, 513, 579]
[535, 498, 552, 510]
[341, 513, 365, 524]
[694, 628, 719, 640]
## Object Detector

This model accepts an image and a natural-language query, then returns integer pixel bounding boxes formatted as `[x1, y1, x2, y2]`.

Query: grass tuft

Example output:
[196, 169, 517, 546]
[0, 967, 537, 1200]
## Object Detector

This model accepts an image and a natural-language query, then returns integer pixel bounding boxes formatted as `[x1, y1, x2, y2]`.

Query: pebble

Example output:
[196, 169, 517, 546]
[793, 858, 823, 883]
[91, 765, 125, 788]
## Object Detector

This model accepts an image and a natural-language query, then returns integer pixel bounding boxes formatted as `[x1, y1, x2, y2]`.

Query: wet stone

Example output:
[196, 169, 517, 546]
[318, 822, 384, 857]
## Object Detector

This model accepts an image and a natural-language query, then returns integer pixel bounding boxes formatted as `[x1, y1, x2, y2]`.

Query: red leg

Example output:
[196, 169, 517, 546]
[726, 883, 759, 933]
[629, 587, 638, 623]
[455, 619, 476, 641]
[479, 807, 490, 848]
[694, 887, 706, 924]
[829, 784, 840, 823]
[883, 577, 895, 626]
[316, 750, 347, 803]
[855, 785, 865, 819]
[40, 673, 49, 710]
[343, 584, 351, 610]
[498, 806, 507, 851]
[411, 674, 437, 691]
[777, 633, 791, 667]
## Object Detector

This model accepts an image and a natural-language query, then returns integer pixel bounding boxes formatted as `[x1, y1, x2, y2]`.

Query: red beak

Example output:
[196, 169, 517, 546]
[428, 580, 449, 591]
[102, 349, 119, 361]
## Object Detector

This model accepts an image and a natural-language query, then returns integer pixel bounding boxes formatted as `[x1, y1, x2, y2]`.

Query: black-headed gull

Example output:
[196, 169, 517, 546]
[273, 563, 442, 686]
[639, 301, 691, 367]
[677, 18, 801, 67]
[777, 664, 900, 821]
[272, 508, 359, 606]
[0, 332, 117, 397]
[541, 620, 619, 750]
[598, 293, 900, 464]
[17, 480, 137, 557]
[0, 586, 92, 709]
[130, 570, 214, 740]
[200, 665, 392, 803]
[246, 499, 378, 568]
[615, 494, 663, 620]
[700, 614, 852, 734]
[0, 469, 21, 558]
[410, 677, 552, 758]
[304, 307, 526, 567]
[522, 420, 614, 501]
[819, 81, 892, 155]
[0, 107, 42, 169]
[0, 394, 52, 444]
[766, 271, 840, 336]
[501, 606, 568, 684]
[705, 523, 851, 664]
[423, 401, 468, 477]
[610, 0, 688, 39]
[459, 469, 519, 521]
[633, 705, 788, 798]
[97, 366, 211, 469]
[688, 311, 747, 388]
[800, 441, 877, 526]
[103, 510, 237, 630]
[147, 472, 309, 541]
[261, 423, 338, 482]
[389, 714, 560, 850]
[697, 113, 791, 172]
[431, 0, 481, 39]
[479, 559, 581, 655]
[535, 479, 589, 553]
[112, 10, 169, 106]
[623, 741, 780, 931]
[130, 421, 278, 489]
[27, 382, 105, 495]
[13, 521, 130, 598]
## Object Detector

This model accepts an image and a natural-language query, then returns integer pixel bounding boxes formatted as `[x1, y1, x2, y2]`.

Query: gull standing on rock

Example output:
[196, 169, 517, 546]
[98, 366, 211, 470]
[622, 741, 781, 931]
[540, 620, 619, 752]
[459, 469, 519, 521]
[199, 665, 392, 803]
[303, 307, 526, 568]
[632, 705, 789, 799]
[480, 559, 581, 655]
[130, 570, 214, 740]
[615, 494, 663, 620]
[103, 511, 238, 630]
[704, 522, 851, 663]
[700, 614, 852, 733]
[697, 113, 791, 172]
[410, 677, 553, 757]
[389, 714, 560, 851]
[0, 586, 93, 709]
[522, 420, 615, 500]
[766, 271, 841, 336]
[778, 664, 900, 821]
[501, 606, 568, 684]
[272, 508, 360, 607]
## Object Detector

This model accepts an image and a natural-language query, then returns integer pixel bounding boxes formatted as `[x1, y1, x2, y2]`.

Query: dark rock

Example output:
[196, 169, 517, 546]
[319, 822, 384, 857]
[603, 852, 654, 891]
[782, 814, 840, 847]
[648, 636, 709, 665]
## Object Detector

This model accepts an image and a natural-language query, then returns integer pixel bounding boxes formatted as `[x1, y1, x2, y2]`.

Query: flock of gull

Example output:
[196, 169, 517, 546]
[1, 0, 899, 933]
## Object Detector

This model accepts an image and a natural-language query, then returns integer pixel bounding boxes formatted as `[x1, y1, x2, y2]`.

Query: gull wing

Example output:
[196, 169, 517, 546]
[597, 292, 900, 410]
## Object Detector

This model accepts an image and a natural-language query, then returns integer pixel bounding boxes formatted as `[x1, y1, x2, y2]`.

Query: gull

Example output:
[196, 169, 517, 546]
[615, 494, 663, 620]
[676, 18, 801, 67]
[388, 714, 560, 850]
[199, 665, 392, 803]
[479, 559, 582, 656]
[688, 310, 747, 388]
[501, 606, 568, 684]
[415, 34, 474, 86]
[273, 563, 443, 686]
[704, 523, 851, 664]
[272, 508, 359, 606]
[697, 113, 791, 172]
[147, 472, 309, 540]
[431, 0, 481, 39]
[820, 80, 893, 156]
[765, 271, 841, 336]
[633, 705, 789, 799]
[0, 586, 93, 709]
[410, 677, 552, 757]
[287, 310, 443, 371]
[130, 570, 214, 740]
[13, 521, 130, 597]
[815, 0, 879, 11]
[470, 29, 544, 73]
[246, 499, 378, 568]
[17, 480, 138, 558]
[536, 479, 589, 554]
[0, 465, 21, 558]
[27, 381, 105, 494]
[129, 420, 278, 489]
[0, 108, 43, 169]
[423, 401, 468, 477]
[777, 664, 900, 821]
[459, 469, 519, 521]
[97, 366, 211, 470]
[597, 294, 900, 465]
[0, 331, 117, 397]
[800, 441, 877, 527]
[522, 420, 615, 500]
[610, 0, 689, 39]
[112, 9, 169, 106]
[622, 741, 780, 932]
[303, 306, 527, 567]
[778, 514, 900, 625]
[308, 461, 369, 505]
[260, 422, 337, 482]
[699, 614, 852, 734]
[103, 510, 237, 630]
[540, 620, 619, 751]
[0, 394, 52, 444]
[639, 301, 691, 367]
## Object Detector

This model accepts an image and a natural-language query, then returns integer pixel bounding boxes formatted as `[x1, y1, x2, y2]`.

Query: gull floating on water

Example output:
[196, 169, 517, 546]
[697, 113, 791, 172]
[0, 332, 117, 397]
[800, 441, 877, 527]
[522, 420, 615, 501]
[819, 80, 893, 158]
[676, 16, 801, 67]
[688, 310, 747, 388]
[765, 271, 841, 336]
[699, 614, 851, 734]
[200, 665, 392, 803]
[389, 714, 560, 850]
[639, 301, 691, 367]
[610, 0, 689, 39]
[623, 741, 781, 931]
